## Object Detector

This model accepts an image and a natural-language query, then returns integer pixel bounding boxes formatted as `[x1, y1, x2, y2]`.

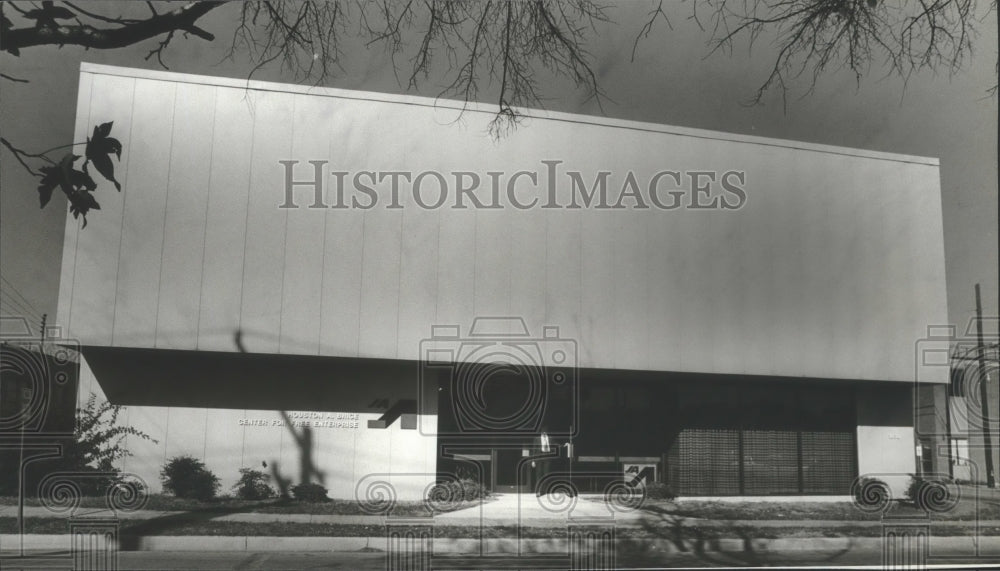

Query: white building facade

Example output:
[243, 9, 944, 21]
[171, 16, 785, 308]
[58, 64, 950, 500]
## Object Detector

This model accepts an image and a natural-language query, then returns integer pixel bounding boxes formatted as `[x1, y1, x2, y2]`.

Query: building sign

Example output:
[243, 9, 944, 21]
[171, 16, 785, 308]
[237, 412, 360, 429]
[624, 463, 656, 487]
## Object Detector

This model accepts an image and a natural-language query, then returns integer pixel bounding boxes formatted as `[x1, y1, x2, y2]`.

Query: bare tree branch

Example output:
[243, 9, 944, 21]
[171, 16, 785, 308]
[144, 28, 174, 69]
[227, 1, 609, 136]
[1, 1, 223, 54]
[62, 2, 143, 25]
[1, 137, 53, 177]
[1, 73, 30, 83]
[3, 0, 992, 146]
[697, 0, 983, 105]
[632, 0, 670, 62]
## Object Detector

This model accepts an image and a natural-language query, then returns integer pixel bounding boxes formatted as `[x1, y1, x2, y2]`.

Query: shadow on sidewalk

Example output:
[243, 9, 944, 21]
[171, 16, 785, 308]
[617, 503, 856, 567]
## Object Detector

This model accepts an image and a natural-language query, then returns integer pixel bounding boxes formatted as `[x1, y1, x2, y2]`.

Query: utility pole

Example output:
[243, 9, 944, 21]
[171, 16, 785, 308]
[16, 314, 45, 554]
[975, 285, 996, 488]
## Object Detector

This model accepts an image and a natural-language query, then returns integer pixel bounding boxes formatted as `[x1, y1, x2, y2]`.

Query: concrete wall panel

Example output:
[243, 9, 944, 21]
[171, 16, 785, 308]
[397, 205, 441, 361]
[279, 94, 331, 355]
[161, 406, 209, 467]
[55, 71, 92, 334]
[111, 79, 176, 347]
[239, 90, 293, 355]
[857, 385, 917, 498]
[196, 87, 254, 352]
[201, 408, 246, 491]
[155, 83, 216, 350]
[65, 74, 134, 346]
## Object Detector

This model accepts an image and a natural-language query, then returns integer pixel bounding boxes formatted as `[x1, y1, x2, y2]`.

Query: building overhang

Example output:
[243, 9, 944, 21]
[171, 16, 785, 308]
[81, 345, 428, 412]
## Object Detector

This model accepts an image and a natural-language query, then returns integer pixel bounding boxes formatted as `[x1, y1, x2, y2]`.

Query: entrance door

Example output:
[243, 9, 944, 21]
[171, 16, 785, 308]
[493, 448, 528, 493]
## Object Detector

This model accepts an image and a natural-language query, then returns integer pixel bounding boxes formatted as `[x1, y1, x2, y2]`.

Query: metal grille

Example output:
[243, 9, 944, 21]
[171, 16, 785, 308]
[801, 430, 856, 494]
[670, 383, 857, 496]
[677, 428, 740, 495]
[742, 430, 800, 494]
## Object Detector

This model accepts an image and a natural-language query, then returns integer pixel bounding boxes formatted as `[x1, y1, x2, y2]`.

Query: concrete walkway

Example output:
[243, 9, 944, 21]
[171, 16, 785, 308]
[0, 505, 384, 525]
[433, 493, 637, 526]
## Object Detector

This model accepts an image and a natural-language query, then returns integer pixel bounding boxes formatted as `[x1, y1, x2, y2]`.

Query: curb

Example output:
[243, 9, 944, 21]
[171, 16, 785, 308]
[2, 534, 997, 554]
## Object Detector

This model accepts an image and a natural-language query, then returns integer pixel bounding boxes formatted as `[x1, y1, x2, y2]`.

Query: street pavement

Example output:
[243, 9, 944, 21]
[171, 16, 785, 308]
[4, 494, 1000, 569]
[3, 547, 1000, 569]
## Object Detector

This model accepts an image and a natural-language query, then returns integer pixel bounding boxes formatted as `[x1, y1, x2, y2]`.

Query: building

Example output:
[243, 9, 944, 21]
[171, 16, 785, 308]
[946, 342, 999, 484]
[0, 317, 80, 496]
[55, 63, 949, 500]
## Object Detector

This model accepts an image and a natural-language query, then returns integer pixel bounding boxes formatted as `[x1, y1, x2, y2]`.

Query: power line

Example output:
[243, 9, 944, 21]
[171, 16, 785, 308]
[0, 275, 33, 302]
[0, 275, 42, 313]
[0, 302, 41, 326]
[0, 294, 43, 323]
[0, 289, 43, 318]
[0, 275, 44, 318]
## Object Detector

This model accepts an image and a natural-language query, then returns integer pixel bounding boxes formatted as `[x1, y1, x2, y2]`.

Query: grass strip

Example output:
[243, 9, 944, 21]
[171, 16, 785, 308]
[3, 517, 999, 539]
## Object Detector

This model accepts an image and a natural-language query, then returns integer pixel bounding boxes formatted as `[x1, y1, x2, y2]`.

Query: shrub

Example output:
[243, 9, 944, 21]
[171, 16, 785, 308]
[427, 478, 491, 505]
[852, 476, 891, 512]
[291, 482, 329, 502]
[1, 393, 155, 497]
[643, 481, 676, 501]
[904, 474, 922, 505]
[233, 468, 275, 500]
[160, 456, 220, 501]
[905, 474, 957, 512]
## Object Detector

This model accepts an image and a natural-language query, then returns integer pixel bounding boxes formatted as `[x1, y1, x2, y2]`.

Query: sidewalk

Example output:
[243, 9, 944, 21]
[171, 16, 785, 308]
[5, 494, 1000, 556]
[4, 493, 1000, 529]
[4, 533, 1000, 556]
[0, 505, 383, 525]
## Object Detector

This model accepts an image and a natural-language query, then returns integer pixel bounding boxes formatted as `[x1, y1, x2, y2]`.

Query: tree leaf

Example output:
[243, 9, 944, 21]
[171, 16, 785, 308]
[89, 153, 121, 191]
[68, 189, 101, 228]
[86, 122, 122, 190]
[96, 122, 113, 138]
[55, 153, 79, 198]
[37, 165, 60, 208]
[69, 168, 97, 192]
[105, 137, 122, 159]
[69, 190, 101, 228]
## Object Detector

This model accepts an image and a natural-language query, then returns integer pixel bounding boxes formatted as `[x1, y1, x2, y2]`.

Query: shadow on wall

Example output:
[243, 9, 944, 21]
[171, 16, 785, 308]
[120, 330, 328, 548]
[228, 330, 326, 499]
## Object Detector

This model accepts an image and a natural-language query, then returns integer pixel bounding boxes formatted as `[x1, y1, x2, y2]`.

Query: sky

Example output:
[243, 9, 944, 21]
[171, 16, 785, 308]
[1, 1, 997, 340]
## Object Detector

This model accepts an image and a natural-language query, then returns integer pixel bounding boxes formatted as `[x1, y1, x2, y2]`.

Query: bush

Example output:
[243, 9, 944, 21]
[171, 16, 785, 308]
[905, 474, 957, 512]
[0, 393, 155, 497]
[233, 468, 275, 500]
[643, 481, 676, 501]
[291, 482, 329, 502]
[160, 456, 220, 501]
[904, 474, 922, 505]
[852, 476, 891, 512]
[427, 478, 491, 505]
